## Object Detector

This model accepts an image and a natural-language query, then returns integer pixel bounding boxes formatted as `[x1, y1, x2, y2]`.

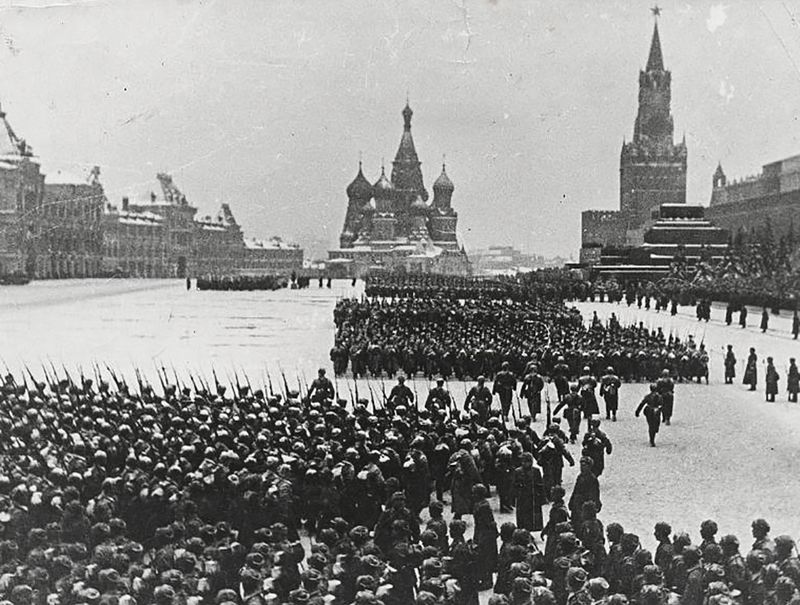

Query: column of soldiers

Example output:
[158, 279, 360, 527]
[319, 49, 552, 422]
[196, 275, 287, 291]
[0, 366, 797, 605]
[331, 297, 709, 384]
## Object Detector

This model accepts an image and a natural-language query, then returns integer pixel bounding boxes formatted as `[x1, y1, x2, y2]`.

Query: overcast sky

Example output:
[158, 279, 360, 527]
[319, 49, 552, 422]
[1, 0, 800, 258]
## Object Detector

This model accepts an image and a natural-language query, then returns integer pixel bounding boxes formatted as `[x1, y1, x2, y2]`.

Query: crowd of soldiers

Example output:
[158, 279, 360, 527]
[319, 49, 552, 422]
[196, 276, 288, 292]
[331, 297, 709, 384]
[1, 364, 798, 605]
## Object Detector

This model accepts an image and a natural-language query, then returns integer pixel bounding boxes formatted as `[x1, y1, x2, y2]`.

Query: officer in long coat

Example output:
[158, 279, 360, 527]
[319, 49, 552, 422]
[744, 348, 758, 391]
[512, 452, 545, 532]
[568, 456, 601, 531]
[788, 358, 799, 403]
[766, 357, 780, 403]
[724, 346, 736, 384]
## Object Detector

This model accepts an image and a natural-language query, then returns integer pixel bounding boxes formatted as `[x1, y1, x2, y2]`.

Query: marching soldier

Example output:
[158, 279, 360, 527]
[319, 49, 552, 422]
[635, 384, 663, 447]
[388, 376, 414, 411]
[425, 378, 452, 413]
[578, 367, 600, 430]
[599, 366, 621, 421]
[493, 361, 517, 422]
[308, 368, 335, 403]
[520, 364, 545, 422]
[581, 419, 613, 477]
[553, 356, 571, 402]
[554, 383, 584, 443]
[537, 426, 575, 500]
[465, 376, 493, 423]
[656, 369, 675, 426]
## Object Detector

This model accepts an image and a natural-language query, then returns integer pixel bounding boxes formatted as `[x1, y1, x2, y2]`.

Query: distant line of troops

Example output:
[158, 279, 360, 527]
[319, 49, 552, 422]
[590, 281, 800, 340]
[196, 275, 287, 291]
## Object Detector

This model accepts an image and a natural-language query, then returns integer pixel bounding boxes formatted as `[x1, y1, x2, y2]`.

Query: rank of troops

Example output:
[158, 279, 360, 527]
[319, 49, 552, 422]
[364, 276, 533, 303]
[330, 295, 709, 384]
[196, 276, 287, 292]
[1, 365, 798, 605]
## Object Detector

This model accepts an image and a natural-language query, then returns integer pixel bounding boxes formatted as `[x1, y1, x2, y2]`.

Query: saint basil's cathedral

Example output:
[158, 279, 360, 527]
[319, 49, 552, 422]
[328, 102, 470, 277]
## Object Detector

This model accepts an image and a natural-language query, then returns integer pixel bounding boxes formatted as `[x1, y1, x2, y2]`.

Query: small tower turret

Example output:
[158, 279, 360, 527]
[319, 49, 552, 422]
[713, 162, 727, 189]
[432, 161, 454, 211]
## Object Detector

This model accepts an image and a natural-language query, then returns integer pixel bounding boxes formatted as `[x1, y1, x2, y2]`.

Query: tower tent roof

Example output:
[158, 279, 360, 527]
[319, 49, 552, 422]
[395, 102, 420, 165]
[391, 101, 428, 201]
[646, 21, 664, 72]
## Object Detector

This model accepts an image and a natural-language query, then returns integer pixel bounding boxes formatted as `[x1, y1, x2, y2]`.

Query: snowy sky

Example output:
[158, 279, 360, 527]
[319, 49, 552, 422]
[1, 0, 800, 258]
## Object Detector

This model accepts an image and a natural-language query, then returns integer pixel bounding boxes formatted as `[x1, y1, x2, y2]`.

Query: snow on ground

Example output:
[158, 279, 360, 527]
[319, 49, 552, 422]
[2, 281, 799, 602]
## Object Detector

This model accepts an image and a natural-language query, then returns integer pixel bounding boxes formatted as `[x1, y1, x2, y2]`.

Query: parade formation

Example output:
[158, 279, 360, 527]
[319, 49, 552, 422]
[332, 277, 710, 385]
[2, 266, 800, 605]
[3, 4, 800, 605]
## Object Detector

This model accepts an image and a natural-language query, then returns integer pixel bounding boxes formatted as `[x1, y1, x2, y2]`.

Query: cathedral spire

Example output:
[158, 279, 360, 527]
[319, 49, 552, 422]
[646, 10, 664, 72]
[392, 100, 428, 202]
[402, 101, 413, 131]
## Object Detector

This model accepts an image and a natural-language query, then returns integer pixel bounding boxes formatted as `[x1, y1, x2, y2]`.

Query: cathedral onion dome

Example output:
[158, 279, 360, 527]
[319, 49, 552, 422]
[361, 198, 376, 214]
[433, 164, 454, 194]
[410, 197, 428, 215]
[373, 166, 394, 200]
[346, 162, 373, 200]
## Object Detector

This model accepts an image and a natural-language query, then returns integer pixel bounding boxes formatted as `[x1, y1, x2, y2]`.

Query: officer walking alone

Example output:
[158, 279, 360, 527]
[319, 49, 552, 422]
[636, 384, 664, 447]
